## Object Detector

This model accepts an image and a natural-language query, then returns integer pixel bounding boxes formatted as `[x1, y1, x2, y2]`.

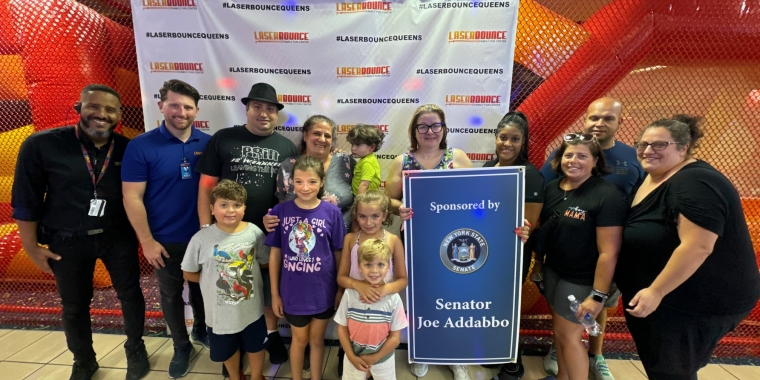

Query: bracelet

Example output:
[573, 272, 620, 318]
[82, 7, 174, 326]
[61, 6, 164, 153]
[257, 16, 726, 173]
[200, 224, 210, 229]
[592, 289, 609, 297]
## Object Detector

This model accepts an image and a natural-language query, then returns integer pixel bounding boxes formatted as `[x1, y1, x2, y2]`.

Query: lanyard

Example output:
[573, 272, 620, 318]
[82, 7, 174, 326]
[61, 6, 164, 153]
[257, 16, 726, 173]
[75, 126, 114, 199]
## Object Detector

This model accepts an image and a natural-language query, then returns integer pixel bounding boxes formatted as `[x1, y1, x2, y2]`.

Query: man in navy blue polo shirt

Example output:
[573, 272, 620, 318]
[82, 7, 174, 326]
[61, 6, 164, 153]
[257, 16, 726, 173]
[122, 80, 211, 378]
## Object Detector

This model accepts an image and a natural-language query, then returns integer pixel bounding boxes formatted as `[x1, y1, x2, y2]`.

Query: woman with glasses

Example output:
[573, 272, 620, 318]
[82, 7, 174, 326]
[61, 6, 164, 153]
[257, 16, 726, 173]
[533, 133, 626, 380]
[385, 104, 472, 217]
[384, 104, 473, 380]
[615, 115, 760, 380]
[481, 111, 544, 379]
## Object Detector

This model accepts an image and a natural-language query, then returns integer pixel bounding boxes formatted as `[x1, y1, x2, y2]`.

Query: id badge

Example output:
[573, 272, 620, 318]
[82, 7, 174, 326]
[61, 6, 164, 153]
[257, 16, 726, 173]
[88, 199, 106, 217]
[180, 162, 192, 179]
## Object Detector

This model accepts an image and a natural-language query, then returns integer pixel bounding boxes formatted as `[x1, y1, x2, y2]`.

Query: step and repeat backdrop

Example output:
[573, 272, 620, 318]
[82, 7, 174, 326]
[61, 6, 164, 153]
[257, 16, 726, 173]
[132, 0, 520, 341]
[131, 0, 520, 174]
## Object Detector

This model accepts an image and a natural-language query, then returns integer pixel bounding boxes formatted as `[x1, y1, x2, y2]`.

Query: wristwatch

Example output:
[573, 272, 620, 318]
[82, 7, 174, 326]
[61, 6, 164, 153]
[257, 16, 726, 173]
[590, 289, 609, 303]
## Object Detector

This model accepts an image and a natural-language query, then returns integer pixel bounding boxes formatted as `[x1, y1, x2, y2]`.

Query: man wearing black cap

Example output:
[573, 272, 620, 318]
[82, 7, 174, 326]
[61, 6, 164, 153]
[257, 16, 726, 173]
[196, 82, 298, 367]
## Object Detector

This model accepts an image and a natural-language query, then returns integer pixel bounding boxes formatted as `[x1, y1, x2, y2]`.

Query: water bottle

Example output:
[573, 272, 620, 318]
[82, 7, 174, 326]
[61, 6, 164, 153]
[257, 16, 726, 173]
[567, 295, 602, 336]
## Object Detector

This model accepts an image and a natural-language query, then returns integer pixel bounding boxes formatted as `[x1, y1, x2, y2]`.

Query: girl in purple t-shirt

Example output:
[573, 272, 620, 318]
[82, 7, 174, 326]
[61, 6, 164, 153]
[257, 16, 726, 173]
[265, 156, 345, 380]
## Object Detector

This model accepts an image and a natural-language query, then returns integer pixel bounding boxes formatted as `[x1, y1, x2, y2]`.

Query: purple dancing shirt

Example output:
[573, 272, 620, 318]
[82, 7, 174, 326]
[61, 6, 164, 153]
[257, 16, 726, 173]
[265, 200, 345, 315]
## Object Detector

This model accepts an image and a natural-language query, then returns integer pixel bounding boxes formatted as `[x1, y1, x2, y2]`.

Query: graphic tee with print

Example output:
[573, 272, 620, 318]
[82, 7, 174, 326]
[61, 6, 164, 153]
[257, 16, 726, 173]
[182, 223, 266, 334]
[196, 126, 298, 233]
[265, 200, 345, 315]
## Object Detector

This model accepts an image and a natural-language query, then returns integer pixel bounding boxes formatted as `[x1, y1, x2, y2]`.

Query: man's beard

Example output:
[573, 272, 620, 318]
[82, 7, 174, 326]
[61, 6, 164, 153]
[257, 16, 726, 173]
[80, 116, 114, 139]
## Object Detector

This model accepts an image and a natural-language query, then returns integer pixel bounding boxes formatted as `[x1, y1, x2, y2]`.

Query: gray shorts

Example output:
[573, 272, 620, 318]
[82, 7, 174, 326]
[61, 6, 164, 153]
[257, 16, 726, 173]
[605, 281, 621, 309]
[544, 267, 593, 324]
[261, 268, 272, 307]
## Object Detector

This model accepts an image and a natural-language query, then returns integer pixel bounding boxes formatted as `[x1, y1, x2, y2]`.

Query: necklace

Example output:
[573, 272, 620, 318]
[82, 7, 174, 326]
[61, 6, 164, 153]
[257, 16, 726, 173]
[563, 188, 577, 200]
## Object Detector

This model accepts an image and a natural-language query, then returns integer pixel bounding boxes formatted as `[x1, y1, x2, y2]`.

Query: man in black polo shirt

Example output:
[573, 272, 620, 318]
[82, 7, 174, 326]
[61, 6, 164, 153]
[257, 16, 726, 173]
[12, 84, 149, 380]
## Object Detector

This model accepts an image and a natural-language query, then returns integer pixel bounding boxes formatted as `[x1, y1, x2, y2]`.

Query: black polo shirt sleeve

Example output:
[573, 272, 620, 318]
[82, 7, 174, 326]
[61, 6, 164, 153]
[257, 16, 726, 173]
[12, 134, 47, 221]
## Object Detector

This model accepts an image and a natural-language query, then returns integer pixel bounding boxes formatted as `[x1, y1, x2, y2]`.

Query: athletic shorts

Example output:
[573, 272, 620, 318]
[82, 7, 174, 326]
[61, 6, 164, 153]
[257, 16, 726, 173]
[207, 315, 268, 362]
[604, 281, 621, 309]
[284, 308, 336, 328]
[544, 266, 593, 324]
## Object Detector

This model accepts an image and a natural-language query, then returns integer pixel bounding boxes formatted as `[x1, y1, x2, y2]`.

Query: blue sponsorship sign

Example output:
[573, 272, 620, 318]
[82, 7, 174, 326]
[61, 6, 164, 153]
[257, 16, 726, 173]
[404, 167, 524, 365]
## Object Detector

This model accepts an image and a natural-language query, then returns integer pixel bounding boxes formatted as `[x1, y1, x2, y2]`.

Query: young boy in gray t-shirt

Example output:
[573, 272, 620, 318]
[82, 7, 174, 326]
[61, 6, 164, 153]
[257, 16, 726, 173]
[182, 180, 268, 380]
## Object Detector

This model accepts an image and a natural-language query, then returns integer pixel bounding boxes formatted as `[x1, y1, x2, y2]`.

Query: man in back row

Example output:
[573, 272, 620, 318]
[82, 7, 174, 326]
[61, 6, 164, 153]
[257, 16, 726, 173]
[539, 97, 644, 380]
[122, 79, 211, 378]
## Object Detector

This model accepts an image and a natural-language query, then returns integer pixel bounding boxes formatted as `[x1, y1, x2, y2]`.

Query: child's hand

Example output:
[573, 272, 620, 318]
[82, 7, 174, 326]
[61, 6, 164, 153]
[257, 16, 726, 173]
[263, 209, 279, 233]
[374, 283, 391, 298]
[271, 295, 284, 318]
[355, 281, 382, 304]
[399, 206, 413, 221]
[348, 355, 369, 372]
[360, 353, 380, 366]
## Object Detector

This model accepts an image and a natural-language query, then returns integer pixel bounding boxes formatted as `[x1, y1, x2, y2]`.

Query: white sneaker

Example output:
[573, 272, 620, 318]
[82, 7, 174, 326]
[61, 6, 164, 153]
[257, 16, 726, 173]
[411, 363, 429, 377]
[543, 345, 558, 375]
[590, 355, 615, 380]
[449, 365, 471, 380]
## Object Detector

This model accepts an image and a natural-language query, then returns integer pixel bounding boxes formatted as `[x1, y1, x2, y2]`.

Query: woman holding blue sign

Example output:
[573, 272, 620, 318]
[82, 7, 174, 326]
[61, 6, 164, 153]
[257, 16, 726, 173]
[482, 111, 545, 379]
[533, 134, 625, 380]
[386, 104, 473, 216]
[384, 104, 473, 380]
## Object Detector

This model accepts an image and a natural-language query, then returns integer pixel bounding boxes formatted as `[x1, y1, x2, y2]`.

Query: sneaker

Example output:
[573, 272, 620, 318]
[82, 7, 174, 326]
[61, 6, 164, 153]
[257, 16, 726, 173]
[168, 342, 195, 378]
[125, 343, 150, 380]
[543, 346, 558, 376]
[590, 354, 615, 380]
[266, 331, 288, 365]
[69, 359, 99, 380]
[410, 363, 429, 377]
[190, 330, 210, 350]
[449, 365, 471, 380]
[301, 344, 311, 371]
[336, 346, 345, 377]
[495, 356, 524, 380]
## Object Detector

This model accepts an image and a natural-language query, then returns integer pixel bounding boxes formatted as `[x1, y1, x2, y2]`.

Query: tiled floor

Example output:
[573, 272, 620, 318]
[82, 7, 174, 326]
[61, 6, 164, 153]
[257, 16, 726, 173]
[0, 329, 758, 379]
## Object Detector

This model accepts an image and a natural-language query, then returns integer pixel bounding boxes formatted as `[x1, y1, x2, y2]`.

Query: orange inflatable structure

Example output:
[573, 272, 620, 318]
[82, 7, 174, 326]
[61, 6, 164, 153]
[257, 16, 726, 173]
[518, 0, 760, 165]
[0, 0, 757, 349]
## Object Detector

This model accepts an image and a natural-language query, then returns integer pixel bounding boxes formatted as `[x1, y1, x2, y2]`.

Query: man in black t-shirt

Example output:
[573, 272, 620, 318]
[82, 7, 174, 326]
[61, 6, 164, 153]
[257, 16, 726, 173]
[196, 83, 297, 368]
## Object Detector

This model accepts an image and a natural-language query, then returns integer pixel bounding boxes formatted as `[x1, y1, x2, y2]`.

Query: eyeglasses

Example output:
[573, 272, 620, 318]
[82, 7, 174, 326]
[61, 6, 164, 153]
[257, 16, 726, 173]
[563, 133, 594, 142]
[416, 122, 445, 134]
[635, 141, 682, 151]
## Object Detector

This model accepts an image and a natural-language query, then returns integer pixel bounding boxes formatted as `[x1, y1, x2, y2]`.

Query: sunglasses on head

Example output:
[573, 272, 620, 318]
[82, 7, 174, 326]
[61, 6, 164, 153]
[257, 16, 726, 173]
[563, 133, 594, 142]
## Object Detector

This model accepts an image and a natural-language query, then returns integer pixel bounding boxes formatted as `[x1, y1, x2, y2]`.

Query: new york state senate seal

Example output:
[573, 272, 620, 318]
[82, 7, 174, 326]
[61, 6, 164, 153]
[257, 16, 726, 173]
[440, 228, 488, 274]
